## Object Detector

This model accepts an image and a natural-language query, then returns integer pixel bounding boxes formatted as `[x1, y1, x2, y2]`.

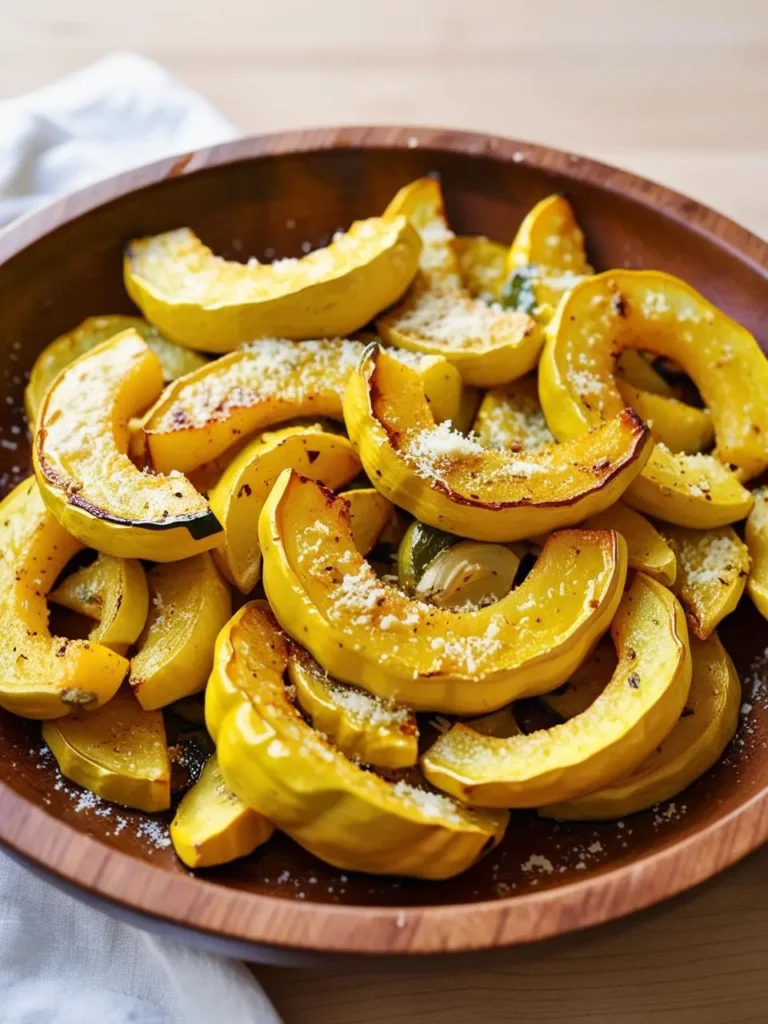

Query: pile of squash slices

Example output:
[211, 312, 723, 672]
[5, 177, 768, 881]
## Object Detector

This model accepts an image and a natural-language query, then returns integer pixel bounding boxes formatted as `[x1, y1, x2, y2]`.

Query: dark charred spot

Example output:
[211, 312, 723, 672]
[612, 293, 628, 318]
[306, 450, 320, 464]
[237, 483, 252, 499]
[628, 672, 641, 689]
[626, 646, 637, 660]
[681, 706, 695, 718]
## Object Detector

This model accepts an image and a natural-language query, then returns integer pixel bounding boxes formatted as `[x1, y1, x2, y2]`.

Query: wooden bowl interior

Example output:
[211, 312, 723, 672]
[0, 138, 766, 929]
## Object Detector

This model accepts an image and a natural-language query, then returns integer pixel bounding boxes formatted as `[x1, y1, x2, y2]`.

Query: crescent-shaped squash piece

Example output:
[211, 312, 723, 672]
[209, 425, 361, 592]
[170, 754, 273, 868]
[259, 470, 628, 713]
[454, 235, 508, 301]
[51, 553, 149, 651]
[343, 345, 652, 541]
[662, 525, 750, 639]
[376, 178, 542, 387]
[288, 646, 419, 769]
[130, 554, 231, 710]
[42, 688, 170, 811]
[576, 503, 677, 586]
[421, 573, 692, 807]
[340, 487, 397, 556]
[746, 487, 768, 619]
[540, 632, 740, 819]
[25, 315, 206, 424]
[138, 338, 461, 475]
[472, 374, 555, 451]
[124, 217, 421, 351]
[0, 479, 127, 719]
[33, 331, 222, 561]
[614, 379, 714, 454]
[540, 270, 764, 523]
[209, 601, 508, 879]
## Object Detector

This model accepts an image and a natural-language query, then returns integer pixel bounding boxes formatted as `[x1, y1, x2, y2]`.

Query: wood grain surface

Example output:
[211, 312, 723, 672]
[1, 2, 767, 1021]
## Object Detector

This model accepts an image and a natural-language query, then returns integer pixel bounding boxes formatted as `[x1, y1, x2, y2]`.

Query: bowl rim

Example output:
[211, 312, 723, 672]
[0, 125, 766, 957]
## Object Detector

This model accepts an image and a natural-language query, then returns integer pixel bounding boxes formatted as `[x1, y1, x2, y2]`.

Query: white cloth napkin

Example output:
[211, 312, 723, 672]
[0, 53, 282, 1023]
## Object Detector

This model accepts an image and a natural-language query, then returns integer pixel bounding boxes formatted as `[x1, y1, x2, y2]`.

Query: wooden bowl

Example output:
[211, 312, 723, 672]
[0, 127, 766, 964]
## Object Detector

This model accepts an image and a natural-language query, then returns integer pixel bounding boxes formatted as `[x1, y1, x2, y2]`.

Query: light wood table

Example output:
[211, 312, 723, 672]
[2, 2, 767, 1020]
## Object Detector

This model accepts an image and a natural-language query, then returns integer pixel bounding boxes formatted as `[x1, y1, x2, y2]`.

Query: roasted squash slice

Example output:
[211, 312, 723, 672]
[472, 374, 554, 451]
[746, 487, 768, 619]
[138, 338, 460, 475]
[34, 331, 222, 560]
[42, 688, 170, 811]
[170, 753, 273, 868]
[125, 217, 421, 351]
[25, 315, 206, 424]
[288, 646, 419, 769]
[615, 379, 714, 454]
[130, 554, 231, 710]
[376, 178, 542, 387]
[209, 425, 361, 592]
[539, 637, 617, 720]
[577, 503, 677, 586]
[340, 487, 397, 556]
[343, 345, 652, 541]
[454, 235, 508, 301]
[662, 525, 750, 639]
[0, 479, 127, 719]
[540, 270, 764, 524]
[421, 574, 692, 807]
[541, 633, 740, 819]
[209, 601, 508, 879]
[51, 554, 149, 651]
[259, 470, 627, 713]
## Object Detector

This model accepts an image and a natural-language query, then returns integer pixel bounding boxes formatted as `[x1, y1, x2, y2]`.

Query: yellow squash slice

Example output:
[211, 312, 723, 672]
[376, 178, 542, 387]
[340, 487, 397, 556]
[25, 315, 206, 424]
[138, 338, 460, 475]
[540, 637, 617, 720]
[170, 753, 273, 868]
[540, 270, 764, 525]
[42, 688, 170, 811]
[541, 633, 740, 819]
[615, 379, 714, 454]
[51, 554, 149, 651]
[259, 470, 627, 713]
[34, 331, 222, 561]
[125, 217, 421, 351]
[343, 345, 652, 541]
[209, 601, 508, 879]
[454, 235, 508, 301]
[662, 525, 750, 639]
[746, 487, 768, 619]
[421, 574, 692, 807]
[130, 554, 231, 710]
[209, 425, 361, 592]
[0, 479, 127, 719]
[472, 374, 555, 451]
[288, 646, 419, 769]
[576, 503, 677, 586]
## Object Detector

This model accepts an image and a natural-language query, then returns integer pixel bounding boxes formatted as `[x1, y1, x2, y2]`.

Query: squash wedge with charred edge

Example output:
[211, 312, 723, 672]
[259, 470, 628, 713]
[288, 646, 419, 769]
[578, 503, 677, 586]
[421, 574, 692, 807]
[130, 553, 231, 710]
[540, 270, 763, 525]
[0, 479, 127, 719]
[541, 633, 740, 820]
[343, 345, 652, 542]
[170, 753, 273, 868]
[661, 525, 749, 639]
[42, 688, 170, 811]
[34, 331, 221, 560]
[25, 315, 206, 424]
[208, 600, 508, 879]
[124, 217, 421, 351]
[376, 178, 542, 387]
[340, 487, 396, 556]
[138, 338, 461, 475]
[746, 488, 768, 619]
[210, 425, 361, 593]
[51, 554, 149, 651]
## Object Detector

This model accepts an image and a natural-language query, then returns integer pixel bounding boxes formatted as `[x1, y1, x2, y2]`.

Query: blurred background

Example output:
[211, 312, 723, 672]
[2, 0, 766, 236]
